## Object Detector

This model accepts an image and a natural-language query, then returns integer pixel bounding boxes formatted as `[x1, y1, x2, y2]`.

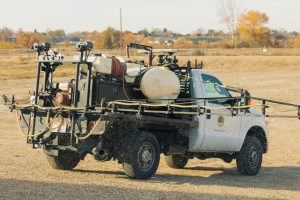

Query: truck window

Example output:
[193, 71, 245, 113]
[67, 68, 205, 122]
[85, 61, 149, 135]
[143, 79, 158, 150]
[201, 74, 231, 98]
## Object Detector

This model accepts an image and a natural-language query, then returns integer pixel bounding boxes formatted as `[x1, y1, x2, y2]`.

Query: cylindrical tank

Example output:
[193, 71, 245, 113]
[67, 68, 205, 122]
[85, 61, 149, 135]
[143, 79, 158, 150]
[140, 67, 180, 103]
[84, 55, 126, 78]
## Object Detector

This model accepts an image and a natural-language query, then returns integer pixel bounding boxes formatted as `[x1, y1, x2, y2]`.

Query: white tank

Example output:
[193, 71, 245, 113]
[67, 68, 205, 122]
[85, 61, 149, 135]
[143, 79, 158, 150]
[140, 67, 180, 103]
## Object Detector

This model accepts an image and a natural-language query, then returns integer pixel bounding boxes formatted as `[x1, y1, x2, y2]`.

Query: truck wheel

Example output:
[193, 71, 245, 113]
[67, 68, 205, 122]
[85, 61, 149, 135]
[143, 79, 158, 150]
[236, 136, 263, 176]
[165, 155, 189, 169]
[123, 132, 160, 180]
[46, 150, 81, 170]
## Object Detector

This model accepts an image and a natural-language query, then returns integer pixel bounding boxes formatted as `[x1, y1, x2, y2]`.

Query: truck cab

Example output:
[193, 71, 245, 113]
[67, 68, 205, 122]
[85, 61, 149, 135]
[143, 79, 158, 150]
[189, 69, 267, 154]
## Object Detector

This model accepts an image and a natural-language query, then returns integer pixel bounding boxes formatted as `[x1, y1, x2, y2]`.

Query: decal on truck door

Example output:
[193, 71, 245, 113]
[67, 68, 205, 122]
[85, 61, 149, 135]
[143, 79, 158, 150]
[217, 115, 225, 127]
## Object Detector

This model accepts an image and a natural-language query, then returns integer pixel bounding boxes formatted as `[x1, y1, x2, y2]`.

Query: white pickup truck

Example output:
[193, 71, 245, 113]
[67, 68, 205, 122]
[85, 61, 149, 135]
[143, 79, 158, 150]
[32, 69, 269, 180]
[15, 43, 269, 180]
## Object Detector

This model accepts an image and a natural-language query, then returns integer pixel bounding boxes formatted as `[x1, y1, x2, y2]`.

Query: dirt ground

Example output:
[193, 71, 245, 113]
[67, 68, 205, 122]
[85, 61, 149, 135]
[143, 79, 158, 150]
[0, 60, 299, 199]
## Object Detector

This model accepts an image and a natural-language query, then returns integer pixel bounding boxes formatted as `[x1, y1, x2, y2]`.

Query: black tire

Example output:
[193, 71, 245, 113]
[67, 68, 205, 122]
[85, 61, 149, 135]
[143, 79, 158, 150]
[46, 150, 81, 170]
[165, 155, 189, 169]
[122, 132, 160, 180]
[236, 136, 263, 176]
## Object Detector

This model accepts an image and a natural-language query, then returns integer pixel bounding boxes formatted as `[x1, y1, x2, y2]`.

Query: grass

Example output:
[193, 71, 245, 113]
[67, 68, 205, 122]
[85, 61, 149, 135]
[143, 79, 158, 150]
[1, 48, 300, 80]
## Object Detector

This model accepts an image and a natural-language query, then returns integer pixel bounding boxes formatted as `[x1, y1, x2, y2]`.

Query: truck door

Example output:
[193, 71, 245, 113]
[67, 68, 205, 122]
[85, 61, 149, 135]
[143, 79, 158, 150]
[200, 73, 242, 152]
[188, 70, 206, 152]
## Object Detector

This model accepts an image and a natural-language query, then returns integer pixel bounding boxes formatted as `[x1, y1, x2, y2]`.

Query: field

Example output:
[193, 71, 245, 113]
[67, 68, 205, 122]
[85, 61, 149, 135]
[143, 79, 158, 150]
[0, 48, 299, 199]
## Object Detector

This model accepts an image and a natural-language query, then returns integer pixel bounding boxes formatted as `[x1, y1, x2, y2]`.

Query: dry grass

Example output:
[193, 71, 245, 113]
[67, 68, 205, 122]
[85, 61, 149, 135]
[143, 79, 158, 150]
[1, 50, 300, 80]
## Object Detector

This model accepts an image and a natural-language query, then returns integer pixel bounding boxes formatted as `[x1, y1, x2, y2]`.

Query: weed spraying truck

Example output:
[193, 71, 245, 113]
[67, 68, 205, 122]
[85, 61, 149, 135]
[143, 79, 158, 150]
[8, 42, 300, 180]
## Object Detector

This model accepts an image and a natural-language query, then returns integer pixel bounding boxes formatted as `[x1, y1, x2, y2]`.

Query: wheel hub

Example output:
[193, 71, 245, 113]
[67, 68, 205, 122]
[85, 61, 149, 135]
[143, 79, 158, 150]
[249, 147, 259, 168]
[251, 151, 258, 161]
[138, 143, 154, 169]
[141, 149, 152, 163]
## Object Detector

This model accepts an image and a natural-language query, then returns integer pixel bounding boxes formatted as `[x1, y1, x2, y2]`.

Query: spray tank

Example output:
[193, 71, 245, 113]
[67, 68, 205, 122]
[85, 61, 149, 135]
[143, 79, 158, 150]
[139, 66, 180, 103]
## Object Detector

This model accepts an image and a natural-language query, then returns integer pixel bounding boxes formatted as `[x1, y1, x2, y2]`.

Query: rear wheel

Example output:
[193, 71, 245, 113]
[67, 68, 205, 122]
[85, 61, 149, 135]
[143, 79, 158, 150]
[123, 132, 160, 180]
[165, 155, 189, 169]
[236, 136, 263, 176]
[46, 150, 81, 170]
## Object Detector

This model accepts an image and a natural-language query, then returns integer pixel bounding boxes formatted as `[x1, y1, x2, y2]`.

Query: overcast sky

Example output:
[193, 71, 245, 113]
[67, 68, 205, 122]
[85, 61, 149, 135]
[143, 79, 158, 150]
[1, 0, 300, 34]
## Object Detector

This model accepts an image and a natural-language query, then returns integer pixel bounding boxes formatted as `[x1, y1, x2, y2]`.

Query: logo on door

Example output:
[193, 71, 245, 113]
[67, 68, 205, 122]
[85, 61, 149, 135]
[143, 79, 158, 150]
[217, 115, 225, 127]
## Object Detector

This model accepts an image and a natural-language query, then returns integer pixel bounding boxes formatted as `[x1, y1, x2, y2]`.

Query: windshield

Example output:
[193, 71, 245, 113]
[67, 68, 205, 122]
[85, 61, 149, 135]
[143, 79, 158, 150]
[201, 74, 231, 98]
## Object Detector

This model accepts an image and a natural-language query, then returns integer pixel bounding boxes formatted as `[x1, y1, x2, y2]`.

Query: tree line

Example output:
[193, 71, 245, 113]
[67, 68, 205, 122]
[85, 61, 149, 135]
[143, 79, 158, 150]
[1, 9, 300, 49]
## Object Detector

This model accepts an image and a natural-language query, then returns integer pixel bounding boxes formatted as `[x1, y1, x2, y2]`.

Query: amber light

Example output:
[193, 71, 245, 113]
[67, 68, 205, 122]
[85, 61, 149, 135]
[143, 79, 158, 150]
[247, 99, 252, 106]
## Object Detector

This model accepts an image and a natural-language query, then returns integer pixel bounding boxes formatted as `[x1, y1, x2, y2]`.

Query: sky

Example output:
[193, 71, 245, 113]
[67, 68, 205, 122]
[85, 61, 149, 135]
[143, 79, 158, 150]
[1, 0, 300, 34]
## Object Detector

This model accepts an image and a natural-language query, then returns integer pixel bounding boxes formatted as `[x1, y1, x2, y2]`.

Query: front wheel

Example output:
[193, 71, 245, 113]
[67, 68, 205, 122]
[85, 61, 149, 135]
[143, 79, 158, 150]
[236, 136, 263, 176]
[46, 150, 81, 170]
[123, 132, 160, 180]
[165, 155, 189, 169]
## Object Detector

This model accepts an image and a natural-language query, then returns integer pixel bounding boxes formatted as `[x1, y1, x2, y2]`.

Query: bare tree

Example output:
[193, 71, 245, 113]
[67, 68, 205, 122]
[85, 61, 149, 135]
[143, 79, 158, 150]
[218, 0, 241, 47]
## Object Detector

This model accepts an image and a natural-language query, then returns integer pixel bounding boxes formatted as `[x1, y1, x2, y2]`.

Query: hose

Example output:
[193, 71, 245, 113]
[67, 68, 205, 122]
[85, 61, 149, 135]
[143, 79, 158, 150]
[45, 112, 63, 130]
[107, 100, 263, 110]
[16, 110, 48, 137]
[74, 115, 103, 140]
[16, 110, 63, 138]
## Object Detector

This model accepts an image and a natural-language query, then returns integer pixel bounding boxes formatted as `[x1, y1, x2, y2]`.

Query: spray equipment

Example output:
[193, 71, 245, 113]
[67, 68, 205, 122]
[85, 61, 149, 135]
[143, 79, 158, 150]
[32, 42, 51, 53]
[126, 43, 153, 66]
[76, 41, 93, 51]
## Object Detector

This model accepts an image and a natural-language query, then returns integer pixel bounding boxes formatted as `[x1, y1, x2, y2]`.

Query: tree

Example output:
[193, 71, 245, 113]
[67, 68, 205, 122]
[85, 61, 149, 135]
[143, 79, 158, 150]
[150, 28, 163, 37]
[16, 30, 46, 48]
[192, 28, 206, 36]
[292, 35, 300, 47]
[46, 29, 66, 43]
[95, 27, 120, 49]
[206, 29, 217, 37]
[0, 27, 14, 41]
[270, 29, 288, 47]
[218, 0, 241, 47]
[237, 10, 270, 47]
[137, 28, 150, 37]
[121, 31, 135, 47]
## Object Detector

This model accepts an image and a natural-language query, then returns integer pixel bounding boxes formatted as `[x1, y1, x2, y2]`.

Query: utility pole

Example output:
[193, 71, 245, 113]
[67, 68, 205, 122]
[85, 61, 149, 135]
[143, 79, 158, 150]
[120, 8, 123, 56]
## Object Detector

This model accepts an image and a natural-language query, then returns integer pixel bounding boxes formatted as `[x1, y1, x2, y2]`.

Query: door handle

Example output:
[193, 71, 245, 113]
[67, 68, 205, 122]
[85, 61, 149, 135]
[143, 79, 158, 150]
[206, 109, 211, 119]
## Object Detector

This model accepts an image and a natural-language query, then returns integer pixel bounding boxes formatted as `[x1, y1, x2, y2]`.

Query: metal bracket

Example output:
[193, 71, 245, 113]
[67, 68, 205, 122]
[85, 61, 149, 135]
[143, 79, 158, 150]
[167, 106, 173, 115]
[198, 107, 205, 115]
[262, 100, 266, 115]
[138, 104, 144, 115]
[231, 107, 238, 117]
[112, 104, 117, 113]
